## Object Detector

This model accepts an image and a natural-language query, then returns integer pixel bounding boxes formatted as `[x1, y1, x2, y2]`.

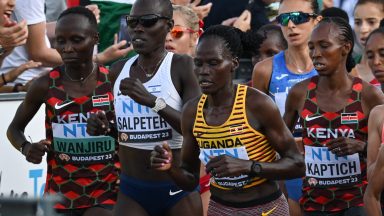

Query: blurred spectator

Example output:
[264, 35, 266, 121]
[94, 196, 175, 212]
[320, 6, 349, 21]
[170, 0, 212, 20]
[165, 5, 199, 56]
[334, 0, 358, 27]
[79, 0, 134, 56]
[204, 0, 275, 30]
[45, 0, 67, 22]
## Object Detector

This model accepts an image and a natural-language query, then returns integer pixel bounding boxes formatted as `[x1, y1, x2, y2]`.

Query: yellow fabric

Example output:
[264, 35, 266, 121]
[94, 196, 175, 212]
[193, 84, 276, 190]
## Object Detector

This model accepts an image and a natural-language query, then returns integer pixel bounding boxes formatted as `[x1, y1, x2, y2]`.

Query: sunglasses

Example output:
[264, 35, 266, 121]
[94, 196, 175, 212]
[126, 14, 170, 28]
[276, 12, 317, 26]
[170, 26, 196, 39]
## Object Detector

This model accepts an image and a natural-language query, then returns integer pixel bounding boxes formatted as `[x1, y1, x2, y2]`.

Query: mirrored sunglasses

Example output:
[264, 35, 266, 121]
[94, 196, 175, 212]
[276, 12, 317, 26]
[170, 26, 196, 39]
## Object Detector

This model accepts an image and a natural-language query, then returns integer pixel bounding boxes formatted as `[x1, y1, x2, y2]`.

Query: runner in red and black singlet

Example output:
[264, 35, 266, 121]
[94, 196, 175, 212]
[44, 65, 119, 210]
[284, 17, 384, 216]
[299, 76, 367, 211]
[7, 7, 119, 216]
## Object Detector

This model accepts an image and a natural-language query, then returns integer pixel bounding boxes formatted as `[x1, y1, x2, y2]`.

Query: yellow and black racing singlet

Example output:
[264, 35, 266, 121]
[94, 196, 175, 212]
[45, 66, 119, 209]
[299, 76, 367, 212]
[193, 84, 276, 190]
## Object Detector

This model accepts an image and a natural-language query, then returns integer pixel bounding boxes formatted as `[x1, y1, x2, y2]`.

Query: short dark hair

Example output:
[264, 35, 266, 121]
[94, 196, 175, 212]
[57, 6, 98, 32]
[199, 25, 260, 58]
[256, 24, 288, 50]
[318, 17, 356, 72]
[320, 7, 349, 22]
[280, 0, 319, 14]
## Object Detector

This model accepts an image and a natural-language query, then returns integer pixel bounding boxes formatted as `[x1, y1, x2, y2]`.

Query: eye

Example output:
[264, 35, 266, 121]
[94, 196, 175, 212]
[208, 60, 219, 66]
[194, 59, 203, 67]
[72, 36, 84, 43]
[366, 51, 373, 59]
[319, 42, 330, 48]
[308, 44, 314, 50]
[379, 49, 384, 57]
[55, 38, 65, 45]
[354, 20, 361, 26]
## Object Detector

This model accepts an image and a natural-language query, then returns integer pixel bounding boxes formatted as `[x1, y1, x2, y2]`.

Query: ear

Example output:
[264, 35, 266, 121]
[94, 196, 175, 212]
[341, 42, 352, 57]
[93, 33, 100, 45]
[314, 15, 323, 25]
[232, 57, 239, 72]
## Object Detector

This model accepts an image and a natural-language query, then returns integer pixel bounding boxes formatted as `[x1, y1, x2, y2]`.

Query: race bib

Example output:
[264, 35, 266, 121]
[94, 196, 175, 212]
[52, 123, 116, 164]
[304, 146, 361, 188]
[199, 146, 251, 189]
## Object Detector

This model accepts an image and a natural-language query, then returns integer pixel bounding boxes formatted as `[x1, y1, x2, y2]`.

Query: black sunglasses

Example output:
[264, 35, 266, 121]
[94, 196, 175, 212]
[276, 12, 317, 26]
[126, 14, 170, 28]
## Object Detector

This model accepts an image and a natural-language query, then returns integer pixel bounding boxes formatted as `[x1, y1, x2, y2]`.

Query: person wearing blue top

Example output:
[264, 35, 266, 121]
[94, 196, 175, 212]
[252, 0, 322, 215]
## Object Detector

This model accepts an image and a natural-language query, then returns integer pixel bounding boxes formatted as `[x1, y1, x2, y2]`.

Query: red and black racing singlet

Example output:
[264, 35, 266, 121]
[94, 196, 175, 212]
[44, 66, 119, 209]
[299, 76, 367, 212]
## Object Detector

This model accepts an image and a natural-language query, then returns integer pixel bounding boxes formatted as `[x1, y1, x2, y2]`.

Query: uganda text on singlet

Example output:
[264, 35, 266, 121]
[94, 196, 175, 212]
[193, 84, 277, 190]
[114, 52, 183, 150]
[45, 66, 119, 209]
[299, 76, 367, 212]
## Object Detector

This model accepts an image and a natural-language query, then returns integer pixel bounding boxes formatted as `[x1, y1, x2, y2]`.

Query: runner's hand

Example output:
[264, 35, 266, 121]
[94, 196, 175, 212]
[151, 142, 173, 171]
[24, 139, 51, 164]
[189, 0, 212, 20]
[87, 110, 110, 136]
[206, 155, 252, 177]
[327, 137, 365, 156]
[119, 77, 156, 107]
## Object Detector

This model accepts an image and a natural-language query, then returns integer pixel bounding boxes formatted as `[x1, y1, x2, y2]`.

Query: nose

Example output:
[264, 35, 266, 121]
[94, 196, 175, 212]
[373, 54, 382, 66]
[165, 32, 172, 42]
[359, 21, 369, 34]
[310, 46, 321, 59]
[287, 19, 296, 29]
[8, 0, 15, 7]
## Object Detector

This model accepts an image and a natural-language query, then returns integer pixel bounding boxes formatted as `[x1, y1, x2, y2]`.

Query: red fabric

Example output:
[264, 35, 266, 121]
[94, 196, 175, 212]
[199, 174, 211, 194]
[66, 0, 80, 7]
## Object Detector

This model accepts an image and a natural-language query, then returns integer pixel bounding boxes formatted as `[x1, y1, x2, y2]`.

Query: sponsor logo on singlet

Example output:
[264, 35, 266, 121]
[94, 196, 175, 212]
[198, 137, 250, 188]
[304, 146, 361, 187]
[116, 98, 172, 143]
[52, 112, 115, 164]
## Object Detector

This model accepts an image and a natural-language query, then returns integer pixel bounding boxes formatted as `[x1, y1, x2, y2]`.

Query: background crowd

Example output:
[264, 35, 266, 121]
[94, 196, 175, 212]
[1, 0, 384, 216]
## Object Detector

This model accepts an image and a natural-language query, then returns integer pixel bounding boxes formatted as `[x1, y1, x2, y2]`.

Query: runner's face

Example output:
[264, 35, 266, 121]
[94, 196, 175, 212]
[278, 0, 319, 47]
[165, 11, 197, 56]
[354, 2, 384, 46]
[55, 15, 98, 65]
[366, 33, 384, 83]
[128, 0, 172, 54]
[308, 23, 348, 76]
[194, 37, 235, 94]
[252, 33, 285, 65]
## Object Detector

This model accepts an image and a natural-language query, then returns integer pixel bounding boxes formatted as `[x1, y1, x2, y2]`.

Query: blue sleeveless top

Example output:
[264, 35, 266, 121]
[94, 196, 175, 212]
[268, 51, 317, 115]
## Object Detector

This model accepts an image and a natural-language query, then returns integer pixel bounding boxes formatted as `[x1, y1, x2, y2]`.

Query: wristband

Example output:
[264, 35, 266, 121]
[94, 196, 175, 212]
[13, 83, 23, 92]
[20, 140, 31, 155]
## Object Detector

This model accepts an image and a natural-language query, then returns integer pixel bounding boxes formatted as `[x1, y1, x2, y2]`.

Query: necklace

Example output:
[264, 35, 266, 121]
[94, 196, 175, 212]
[64, 63, 97, 84]
[137, 52, 167, 78]
[287, 53, 305, 74]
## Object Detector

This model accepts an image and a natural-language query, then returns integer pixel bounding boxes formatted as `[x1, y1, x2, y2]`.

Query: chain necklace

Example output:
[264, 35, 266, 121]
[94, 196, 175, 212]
[137, 52, 167, 78]
[64, 63, 97, 85]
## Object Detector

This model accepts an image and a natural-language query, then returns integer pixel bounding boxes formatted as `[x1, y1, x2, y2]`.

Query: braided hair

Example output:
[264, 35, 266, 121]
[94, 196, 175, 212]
[319, 17, 356, 72]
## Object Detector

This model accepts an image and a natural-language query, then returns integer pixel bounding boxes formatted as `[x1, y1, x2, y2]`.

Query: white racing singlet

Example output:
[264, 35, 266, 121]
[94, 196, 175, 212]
[114, 52, 183, 150]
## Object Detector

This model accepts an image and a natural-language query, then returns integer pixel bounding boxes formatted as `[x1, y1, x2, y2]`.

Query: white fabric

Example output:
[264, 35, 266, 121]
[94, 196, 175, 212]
[114, 52, 183, 150]
[0, 0, 51, 85]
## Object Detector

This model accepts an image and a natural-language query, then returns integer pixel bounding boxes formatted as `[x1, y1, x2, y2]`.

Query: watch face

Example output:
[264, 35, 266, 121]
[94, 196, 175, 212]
[252, 162, 261, 174]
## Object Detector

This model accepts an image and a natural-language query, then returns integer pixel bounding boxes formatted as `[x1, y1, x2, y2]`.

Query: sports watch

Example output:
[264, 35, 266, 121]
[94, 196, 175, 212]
[152, 97, 166, 113]
[250, 161, 262, 177]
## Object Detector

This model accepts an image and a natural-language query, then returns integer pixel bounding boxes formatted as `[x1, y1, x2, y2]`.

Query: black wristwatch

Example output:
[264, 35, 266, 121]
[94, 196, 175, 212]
[250, 161, 262, 177]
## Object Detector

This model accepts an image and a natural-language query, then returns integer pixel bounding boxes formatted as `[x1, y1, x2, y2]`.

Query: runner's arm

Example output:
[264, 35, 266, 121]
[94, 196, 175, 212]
[367, 106, 384, 180]
[364, 145, 384, 216]
[7, 75, 48, 152]
[249, 88, 305, 179]
[251, 57, 272, 94]
[166, 100, 202, 190]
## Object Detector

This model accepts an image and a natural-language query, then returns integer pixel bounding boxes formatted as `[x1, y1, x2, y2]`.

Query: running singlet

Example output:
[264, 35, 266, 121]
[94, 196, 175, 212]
[193, 84, 276, 190]
[114, 52, 183, 150]
[269, 51, 317, 116]
[299, 76, 367, 212]
[45, 66, 119, 209]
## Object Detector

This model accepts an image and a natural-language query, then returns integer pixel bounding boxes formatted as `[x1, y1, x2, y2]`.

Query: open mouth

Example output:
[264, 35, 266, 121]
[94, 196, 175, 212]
[313, 62, 326, 71]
